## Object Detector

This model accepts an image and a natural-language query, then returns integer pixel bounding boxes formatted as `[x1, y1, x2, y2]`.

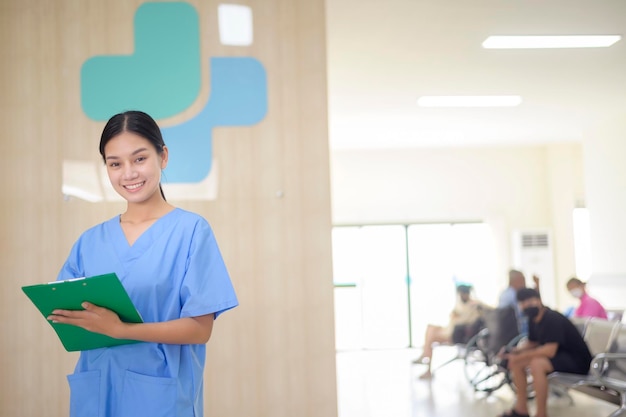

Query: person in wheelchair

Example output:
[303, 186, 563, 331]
[498, 288, 592, 417]
[413, 284, 487, 379]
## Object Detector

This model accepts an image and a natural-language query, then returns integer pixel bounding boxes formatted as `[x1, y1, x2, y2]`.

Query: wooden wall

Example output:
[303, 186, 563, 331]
[0, 1, 338, 416]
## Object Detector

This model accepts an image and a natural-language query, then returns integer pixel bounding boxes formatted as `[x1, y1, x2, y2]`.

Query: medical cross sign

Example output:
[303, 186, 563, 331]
[81, 2, 268, 183]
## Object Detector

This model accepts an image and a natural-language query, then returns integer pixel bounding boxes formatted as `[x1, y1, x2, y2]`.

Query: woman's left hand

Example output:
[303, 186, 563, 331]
[47, 302, 124, 339]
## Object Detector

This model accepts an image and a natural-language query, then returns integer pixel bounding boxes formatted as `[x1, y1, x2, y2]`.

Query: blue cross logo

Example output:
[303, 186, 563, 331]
[81, 2, 267, 183]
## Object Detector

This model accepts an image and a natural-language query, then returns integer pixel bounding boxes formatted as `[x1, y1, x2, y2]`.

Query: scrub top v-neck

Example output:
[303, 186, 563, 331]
[57, 208, 238, 417]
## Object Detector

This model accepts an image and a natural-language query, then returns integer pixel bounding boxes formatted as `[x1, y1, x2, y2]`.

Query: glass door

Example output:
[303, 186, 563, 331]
[408, 223, 497, 348]
[332, 222, 498, 350]
[333, 225, 408, 349]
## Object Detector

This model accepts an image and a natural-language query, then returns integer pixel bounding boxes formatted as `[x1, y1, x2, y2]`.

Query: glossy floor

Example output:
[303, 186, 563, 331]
[336, 347, 618, 417]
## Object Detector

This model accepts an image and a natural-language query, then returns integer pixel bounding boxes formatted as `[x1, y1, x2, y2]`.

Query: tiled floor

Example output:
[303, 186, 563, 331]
[336, 347, 619, 417]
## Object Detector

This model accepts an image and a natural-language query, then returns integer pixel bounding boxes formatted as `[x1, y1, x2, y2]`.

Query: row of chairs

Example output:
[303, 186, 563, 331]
[429, 307, 626, 414]
[459, 311, 626, 416]
[549, 317, 626, 417]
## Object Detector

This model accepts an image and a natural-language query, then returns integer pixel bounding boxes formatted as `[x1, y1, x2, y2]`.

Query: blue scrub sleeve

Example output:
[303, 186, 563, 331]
[179, 221, 238, 319]
[57, 239, 85, 281]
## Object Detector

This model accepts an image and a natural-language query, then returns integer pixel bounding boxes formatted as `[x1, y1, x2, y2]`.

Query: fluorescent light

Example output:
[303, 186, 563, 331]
[417, 95, 522, 107]
[482, 35, 621, 49]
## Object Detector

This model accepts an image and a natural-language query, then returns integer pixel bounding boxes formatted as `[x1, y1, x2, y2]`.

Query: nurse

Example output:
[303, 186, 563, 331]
[48, 110, 238, 417]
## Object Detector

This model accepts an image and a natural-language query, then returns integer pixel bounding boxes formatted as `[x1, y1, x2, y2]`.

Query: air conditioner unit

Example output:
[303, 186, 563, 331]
[512, 229, 556, 306]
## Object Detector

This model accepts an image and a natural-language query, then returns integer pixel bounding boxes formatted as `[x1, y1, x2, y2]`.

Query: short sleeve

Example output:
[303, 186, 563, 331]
[179, 220, 238, 319]
[538, 313, 566, 345]
[57, 238, 85, 281]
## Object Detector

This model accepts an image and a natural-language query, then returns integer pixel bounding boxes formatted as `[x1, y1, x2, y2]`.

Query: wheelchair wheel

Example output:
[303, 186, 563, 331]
[463, 330, 508, 393]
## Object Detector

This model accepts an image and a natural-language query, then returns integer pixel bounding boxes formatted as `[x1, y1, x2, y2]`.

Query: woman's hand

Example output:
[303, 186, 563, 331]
[48, 305, 215, 345]
[48, 302, 125, 339]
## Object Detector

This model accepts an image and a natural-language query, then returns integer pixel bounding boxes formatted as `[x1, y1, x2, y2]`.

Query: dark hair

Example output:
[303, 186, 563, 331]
[516, 288, 540, 302]
[99, 110, 166, 200]
[456, 284, 472, 294]
[567, 277, 584, 287]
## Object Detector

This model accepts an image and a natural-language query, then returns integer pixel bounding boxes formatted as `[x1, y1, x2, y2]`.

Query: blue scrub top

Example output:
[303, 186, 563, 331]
[57, 208, 238, 417]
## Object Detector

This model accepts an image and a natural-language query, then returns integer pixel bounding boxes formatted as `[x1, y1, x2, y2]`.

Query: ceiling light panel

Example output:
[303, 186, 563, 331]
[482, 35, 621, 49]
[417, 95, 522, 107]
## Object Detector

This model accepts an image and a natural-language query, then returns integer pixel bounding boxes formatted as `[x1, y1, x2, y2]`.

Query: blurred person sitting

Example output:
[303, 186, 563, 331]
[499, 269, 541, 309]
[413, 284, 487, 379]
[498, 288, 591, 417]
[566, 277, 608, 319]
[498, 269, 540, 336]
[498, 269, 527, 309]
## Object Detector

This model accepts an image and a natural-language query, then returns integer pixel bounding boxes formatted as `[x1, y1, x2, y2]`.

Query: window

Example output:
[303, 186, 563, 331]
[333, 222, 497, 350]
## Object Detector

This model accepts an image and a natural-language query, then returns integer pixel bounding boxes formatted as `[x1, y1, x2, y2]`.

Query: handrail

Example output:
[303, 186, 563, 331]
[549, 321, 626, 412]
[590, 352, 626, 391]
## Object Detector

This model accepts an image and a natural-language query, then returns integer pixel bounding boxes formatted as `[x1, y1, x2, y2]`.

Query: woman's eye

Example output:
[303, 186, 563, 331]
[136, 157, 146, 163]
[109, 162, 119, 168]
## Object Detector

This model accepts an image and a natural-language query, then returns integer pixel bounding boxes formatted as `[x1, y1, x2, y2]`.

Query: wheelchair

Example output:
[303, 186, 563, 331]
[463, 306, 529, 395]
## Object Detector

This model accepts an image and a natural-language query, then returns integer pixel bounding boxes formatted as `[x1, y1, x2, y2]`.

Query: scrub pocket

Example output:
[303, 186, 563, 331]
[67, 370, 102, 417]
[119, 370, 177, 417]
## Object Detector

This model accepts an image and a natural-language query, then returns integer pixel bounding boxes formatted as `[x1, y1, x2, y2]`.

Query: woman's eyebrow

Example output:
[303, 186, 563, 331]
[105, 148, 149, 160]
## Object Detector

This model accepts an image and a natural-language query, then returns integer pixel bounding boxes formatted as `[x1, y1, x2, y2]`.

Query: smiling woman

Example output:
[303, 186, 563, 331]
[103, 131, 167, 209]
[50, 110, 239, 417]
[100, 111, 169, 204]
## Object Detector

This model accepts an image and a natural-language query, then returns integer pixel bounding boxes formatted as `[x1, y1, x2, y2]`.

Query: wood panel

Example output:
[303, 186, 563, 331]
[0, 1, 337, 416]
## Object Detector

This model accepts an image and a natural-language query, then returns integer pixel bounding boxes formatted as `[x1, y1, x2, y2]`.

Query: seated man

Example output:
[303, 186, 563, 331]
[413, 284, 486, 379]
[499, 269, 540, 336]
[499, 288, 592, 417]
[498, 269, 527, 310]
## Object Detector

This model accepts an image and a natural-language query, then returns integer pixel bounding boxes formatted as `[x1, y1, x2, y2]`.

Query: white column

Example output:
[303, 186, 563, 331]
[582, 116, 626, 309]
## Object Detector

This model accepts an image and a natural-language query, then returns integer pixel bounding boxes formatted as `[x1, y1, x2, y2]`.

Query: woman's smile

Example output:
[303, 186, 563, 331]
[124, 181, 145, 191]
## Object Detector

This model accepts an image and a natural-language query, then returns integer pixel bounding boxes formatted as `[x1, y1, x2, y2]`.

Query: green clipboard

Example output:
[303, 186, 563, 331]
[22, 273, 144, 352]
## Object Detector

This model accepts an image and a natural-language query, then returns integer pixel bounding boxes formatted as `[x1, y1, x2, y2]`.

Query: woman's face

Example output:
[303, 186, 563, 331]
[103, 131, 168, 204]
[459, 292, 471, 303]
[567, 282, 585, 298]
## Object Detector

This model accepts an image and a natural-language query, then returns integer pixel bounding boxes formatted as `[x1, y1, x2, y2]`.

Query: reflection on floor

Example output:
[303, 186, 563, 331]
[336, 347, 619, 417]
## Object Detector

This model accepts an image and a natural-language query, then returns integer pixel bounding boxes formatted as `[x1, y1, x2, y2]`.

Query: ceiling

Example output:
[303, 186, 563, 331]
[325, 0, 626, 150]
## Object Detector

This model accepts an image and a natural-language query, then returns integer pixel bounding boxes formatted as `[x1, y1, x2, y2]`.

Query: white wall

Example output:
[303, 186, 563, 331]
[582, 116, 626, 310]
[584, 117, 626, 274]
[330, 143, 584, 309]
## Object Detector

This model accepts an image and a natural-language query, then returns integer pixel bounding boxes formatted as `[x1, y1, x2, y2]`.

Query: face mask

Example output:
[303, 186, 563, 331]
[570, 288, 583, 299]
[523, 306, 540, 319]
